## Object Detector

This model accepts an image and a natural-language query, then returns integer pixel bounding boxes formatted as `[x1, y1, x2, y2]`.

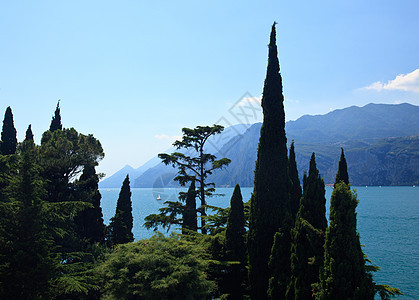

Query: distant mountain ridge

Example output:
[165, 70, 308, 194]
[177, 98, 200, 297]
[100, 103, 419, 188]
[285, 103, 419, 144]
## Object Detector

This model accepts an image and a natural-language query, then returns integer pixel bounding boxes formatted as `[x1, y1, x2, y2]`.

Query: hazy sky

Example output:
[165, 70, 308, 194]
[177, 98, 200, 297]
[1, 1, 418, 178]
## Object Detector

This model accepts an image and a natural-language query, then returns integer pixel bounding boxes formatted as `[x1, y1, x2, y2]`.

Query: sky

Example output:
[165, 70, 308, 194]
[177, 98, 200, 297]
[1, 0, 418, 179]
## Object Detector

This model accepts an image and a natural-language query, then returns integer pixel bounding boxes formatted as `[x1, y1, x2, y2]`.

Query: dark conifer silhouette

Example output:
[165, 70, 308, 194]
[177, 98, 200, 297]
[334, 148, 349, 186]
[289, 141, 302, 223]
[107, 175, 134, 245]
[0, 106, 17, 155]
[287, 153, 327, 299]
[224, 184, 246, 299]
[248, 22, 291, 300]
[49, 101, 62, 132]
[182, 180, 197, 233]
[74, 164, 106, 244]
[25, 124, 34, 142]
[318, 153, 374, 299]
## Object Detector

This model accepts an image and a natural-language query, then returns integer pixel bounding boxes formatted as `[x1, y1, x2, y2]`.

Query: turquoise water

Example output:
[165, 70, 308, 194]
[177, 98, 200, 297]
[100, 186, 418, 299]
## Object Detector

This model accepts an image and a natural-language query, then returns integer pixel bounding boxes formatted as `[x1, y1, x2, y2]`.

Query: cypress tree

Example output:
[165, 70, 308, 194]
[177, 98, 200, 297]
[248, 22, 291, 300]
[0, 106, 17, 155]
[289, 141, 302, 223]
[107, 175, 134, 245]
[335, 148, 349, 186]
[317, 154, 374, 299]
[182, 180, 197, 233]
[49, 101, 62, 132]
[74, 164, 106, 244]
[224, 184, 246, 299]
[287, 153, 327, 299]
[25, 124, 34, 142]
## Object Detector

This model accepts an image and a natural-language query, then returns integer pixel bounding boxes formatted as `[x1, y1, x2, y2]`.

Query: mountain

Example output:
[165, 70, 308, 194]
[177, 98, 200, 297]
[99, 155, 161, 188]
[209, 103, 419, 186]
[102, 103, 419, 188]
[346, 135, 419, 186]
[285, 103, 419, 144]
[99, 165, 140, 189]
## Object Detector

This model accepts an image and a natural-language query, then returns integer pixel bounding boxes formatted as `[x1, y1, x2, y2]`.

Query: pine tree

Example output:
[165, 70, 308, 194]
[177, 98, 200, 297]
[182, 180, 197, 233]
[287, 153, 327, 299]
[74, 164, 106, 244]
[49, 100, 62, 132]
[335, 148, 349, 185]
[0, 106, 17, 155]
[224, 184, 246, 299]
[248, 22, 291, 300]
[25, 124, 34, 141]
[157, 125, 230, 234]
[107, 175, 134, 245]
[289, 141, 302, 223]
[317, 153, 374, 300]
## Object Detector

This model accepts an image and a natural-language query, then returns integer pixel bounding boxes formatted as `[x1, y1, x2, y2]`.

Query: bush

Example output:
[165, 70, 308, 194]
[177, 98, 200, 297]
[98, 233, 215, 299]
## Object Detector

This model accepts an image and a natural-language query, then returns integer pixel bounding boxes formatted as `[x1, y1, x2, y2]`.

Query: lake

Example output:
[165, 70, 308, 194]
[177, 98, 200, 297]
[100, 186, 418, 299]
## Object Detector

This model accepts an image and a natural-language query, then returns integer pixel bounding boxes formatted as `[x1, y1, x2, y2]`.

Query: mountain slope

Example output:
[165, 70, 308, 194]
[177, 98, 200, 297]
[102, 103, 419, 188]
[209, 102, 419, 186]
[285, 103, 419, 144]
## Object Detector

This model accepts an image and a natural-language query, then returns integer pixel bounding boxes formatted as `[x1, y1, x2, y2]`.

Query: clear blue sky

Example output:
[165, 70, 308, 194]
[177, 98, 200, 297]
[1, 1, 418, 178]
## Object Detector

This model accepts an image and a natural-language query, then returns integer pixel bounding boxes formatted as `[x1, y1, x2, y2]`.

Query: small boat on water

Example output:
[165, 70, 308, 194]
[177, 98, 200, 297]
[156, 194, 161, 200]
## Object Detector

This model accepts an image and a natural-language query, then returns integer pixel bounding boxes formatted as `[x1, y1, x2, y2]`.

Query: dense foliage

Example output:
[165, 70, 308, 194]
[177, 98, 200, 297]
[0, 140, 53, 298]
[98, 233, 215, 299]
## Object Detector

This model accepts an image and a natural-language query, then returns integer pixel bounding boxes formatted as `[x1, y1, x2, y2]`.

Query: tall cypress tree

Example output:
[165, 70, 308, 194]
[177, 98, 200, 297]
[289, 141, 302, 224]
[74, 164, 106, 244]
[334, 148, 349, 186]
[248, 22, 291, 300]
[182, 180, 197, 234]
[107, 175, 134, 245]
[287, 153, 327, 300]
[25, 124, 34, 142]
[0, 106, 17, 155]
[49, 101, 62, 132]
[317, 153, 374, 299]
[224, 184, 246, 299]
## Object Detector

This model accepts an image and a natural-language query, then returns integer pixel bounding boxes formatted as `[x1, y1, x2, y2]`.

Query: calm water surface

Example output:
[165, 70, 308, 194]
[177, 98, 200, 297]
[100, 186, 418, 299]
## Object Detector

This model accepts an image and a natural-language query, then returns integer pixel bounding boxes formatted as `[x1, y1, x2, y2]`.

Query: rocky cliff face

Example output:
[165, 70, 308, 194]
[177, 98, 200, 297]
[346, 136, 419, 186]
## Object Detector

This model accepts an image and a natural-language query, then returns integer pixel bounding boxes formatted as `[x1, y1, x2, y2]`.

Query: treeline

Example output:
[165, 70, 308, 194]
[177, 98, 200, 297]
[0, 103, 136, 298]
[0, 23, 403, 299]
